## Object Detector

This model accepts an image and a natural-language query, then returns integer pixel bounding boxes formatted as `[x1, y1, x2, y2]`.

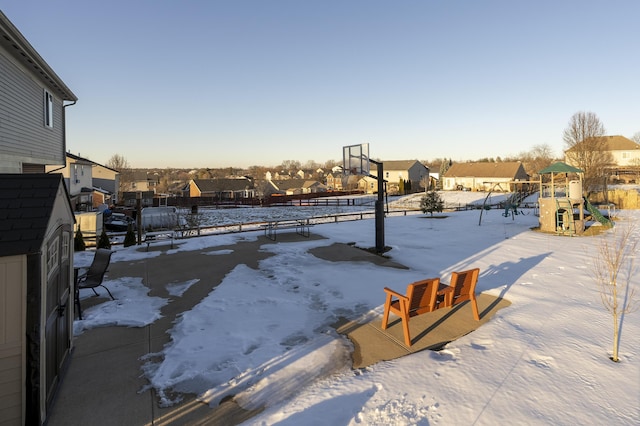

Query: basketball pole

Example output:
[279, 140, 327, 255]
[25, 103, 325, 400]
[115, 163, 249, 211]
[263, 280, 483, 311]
[370, 159, 385, 254]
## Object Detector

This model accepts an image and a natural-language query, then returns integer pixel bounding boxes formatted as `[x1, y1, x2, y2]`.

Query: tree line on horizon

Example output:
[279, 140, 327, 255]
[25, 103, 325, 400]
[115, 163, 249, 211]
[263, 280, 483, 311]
[106, 111, 640, 196]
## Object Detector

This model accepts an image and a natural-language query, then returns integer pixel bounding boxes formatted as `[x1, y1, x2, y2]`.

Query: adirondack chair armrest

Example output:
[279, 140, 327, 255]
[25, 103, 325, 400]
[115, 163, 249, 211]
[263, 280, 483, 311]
[436, 284, 455, 307]
[383, 287, 408, 302]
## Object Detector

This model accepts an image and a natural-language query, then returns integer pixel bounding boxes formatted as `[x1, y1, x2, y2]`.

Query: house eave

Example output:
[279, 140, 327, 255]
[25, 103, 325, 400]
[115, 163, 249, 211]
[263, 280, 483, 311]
[0, 11, 77, 101]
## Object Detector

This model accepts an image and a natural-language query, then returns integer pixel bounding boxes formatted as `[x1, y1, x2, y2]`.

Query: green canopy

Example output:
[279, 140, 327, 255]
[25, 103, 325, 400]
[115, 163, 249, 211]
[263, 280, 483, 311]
[538, 162, 583, 174]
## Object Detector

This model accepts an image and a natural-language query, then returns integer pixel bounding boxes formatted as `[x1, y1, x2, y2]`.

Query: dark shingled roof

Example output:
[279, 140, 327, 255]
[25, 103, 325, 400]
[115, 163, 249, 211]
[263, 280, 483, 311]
[0, 174, 69, 257]
[193, 178, 254, 192]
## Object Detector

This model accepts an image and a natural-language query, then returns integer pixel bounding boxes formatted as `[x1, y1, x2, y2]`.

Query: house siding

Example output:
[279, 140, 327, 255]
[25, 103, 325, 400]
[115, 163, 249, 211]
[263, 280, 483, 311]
[92, 166, 119, 197]
[369, 161, 429, 192]
[443, 162, 528, 191]
[0, 51, 65, 172]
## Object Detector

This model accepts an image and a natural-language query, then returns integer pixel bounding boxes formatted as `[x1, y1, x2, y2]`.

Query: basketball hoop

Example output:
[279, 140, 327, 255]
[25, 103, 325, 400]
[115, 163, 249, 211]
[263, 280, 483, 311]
[342, 143, 370, 176]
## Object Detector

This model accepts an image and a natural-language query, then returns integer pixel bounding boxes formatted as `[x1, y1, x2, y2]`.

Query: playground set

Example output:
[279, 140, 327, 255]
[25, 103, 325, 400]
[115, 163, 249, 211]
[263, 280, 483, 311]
[537, 162, 613, 235]
[478, 162, 614, 235]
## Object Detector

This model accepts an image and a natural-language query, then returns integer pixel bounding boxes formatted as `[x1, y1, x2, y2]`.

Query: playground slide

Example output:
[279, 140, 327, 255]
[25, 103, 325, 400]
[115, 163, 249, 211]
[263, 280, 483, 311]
[583, 197, 614, 227]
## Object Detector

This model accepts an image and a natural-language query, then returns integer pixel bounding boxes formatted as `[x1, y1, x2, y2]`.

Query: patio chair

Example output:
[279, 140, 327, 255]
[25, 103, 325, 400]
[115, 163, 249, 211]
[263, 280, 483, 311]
[381, 278, 441, 346]
[75, 249, 114, 319]
[438, 268, 480, 321]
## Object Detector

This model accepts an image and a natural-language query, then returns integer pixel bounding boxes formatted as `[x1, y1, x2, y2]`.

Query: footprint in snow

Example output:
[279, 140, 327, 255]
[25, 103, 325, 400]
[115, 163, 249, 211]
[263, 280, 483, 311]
[470, 339, 493, 350]
[527, 354, 556, 369]
[430, 349, 458, 361]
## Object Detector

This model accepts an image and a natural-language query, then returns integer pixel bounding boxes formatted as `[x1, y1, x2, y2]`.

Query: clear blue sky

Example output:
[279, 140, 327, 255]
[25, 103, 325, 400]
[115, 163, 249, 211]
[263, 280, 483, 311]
[3, 1, 639, 169]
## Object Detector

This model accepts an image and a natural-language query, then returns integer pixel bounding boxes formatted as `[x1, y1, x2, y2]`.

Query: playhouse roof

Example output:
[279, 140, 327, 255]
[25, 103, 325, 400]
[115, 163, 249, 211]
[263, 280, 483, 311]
[538, 162, 583, 175]
[0, 173, 72, 257]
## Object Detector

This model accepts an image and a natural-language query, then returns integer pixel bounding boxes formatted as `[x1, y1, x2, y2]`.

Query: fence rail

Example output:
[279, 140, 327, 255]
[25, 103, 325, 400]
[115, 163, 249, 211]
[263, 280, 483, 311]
[105, 201, 526, 245]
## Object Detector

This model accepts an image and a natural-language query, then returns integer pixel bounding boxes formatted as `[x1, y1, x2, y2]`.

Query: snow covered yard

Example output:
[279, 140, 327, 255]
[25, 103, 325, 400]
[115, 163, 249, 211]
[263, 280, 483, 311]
[74, 193, 640, 425]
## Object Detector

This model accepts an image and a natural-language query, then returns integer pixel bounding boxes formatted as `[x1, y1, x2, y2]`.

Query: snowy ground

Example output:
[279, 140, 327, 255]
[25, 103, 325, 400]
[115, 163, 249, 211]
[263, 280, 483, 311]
[75, 192, 639, 425]
[174, 191, 512, 229]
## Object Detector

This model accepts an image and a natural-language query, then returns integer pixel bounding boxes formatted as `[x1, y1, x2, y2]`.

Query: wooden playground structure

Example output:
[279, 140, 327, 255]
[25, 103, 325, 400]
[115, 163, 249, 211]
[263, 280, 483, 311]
[537, 162, 613, 235]
[478, 162, 613, 235]
[537, 162, 586, 235]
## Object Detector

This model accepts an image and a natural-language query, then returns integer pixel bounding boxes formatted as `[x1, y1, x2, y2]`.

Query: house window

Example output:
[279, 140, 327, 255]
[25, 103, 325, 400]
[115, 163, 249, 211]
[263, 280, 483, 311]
[44, 89, 54, 128]
[47, 237, 59, 278]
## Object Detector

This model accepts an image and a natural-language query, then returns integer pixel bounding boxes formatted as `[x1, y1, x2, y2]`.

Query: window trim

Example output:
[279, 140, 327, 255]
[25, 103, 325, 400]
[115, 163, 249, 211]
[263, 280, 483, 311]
[46, 236, 60, 278]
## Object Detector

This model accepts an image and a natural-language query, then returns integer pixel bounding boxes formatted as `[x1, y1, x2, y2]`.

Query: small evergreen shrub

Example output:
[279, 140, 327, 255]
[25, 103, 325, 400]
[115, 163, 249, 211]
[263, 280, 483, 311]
[74, 229, 86, 251]
[123, 223, 137, 247]
[97, 229, 111, 249]
[421, 191, 444, 217]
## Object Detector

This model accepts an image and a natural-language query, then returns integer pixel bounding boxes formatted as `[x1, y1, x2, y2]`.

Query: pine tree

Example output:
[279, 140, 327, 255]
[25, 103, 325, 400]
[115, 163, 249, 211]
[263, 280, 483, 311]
[97, 229, 111, 249]
[74, 228, 86, 251]
[123, 223, 137, 247]
[421, 190, 444, 217]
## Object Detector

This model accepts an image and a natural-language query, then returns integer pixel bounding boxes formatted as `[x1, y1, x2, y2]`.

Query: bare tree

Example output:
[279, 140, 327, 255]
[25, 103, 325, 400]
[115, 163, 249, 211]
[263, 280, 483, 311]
[631, 132, 640, 144]
[563, 111, 613, 193]
[592, 223, 638, 362]
[106, 154, 132, 198]
[522, 144, 556, 178]
[105, 153, 129, 171]
[280, 160, 301, 172]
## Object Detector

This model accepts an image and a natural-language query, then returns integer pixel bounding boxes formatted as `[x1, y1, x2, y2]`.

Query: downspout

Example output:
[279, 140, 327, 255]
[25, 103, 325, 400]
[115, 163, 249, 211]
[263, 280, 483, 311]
[62, 100, 77, 165]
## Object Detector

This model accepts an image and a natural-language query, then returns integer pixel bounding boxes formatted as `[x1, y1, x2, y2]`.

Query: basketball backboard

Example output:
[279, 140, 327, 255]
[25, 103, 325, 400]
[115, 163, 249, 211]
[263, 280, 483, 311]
[342, 143, 370, 175]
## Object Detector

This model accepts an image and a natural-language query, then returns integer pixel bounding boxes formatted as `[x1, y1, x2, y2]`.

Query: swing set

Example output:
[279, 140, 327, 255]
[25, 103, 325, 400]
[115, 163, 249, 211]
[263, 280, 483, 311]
[478, 181, 537, 226]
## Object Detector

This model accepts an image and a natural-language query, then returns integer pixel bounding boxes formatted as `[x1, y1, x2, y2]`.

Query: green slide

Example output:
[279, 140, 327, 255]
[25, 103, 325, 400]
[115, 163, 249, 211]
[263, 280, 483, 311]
[583, 197, 614, 227]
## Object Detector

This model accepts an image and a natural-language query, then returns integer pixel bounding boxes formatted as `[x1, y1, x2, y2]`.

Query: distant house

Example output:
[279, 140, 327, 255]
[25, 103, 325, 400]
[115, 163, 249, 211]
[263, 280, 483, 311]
[269, 179, 327, 195]
[443, 162, 529, 191]
[0, 174, 75, 425]
[46, 152, 120, 209]
[126, 171, 159, 193]
[90, 160, 120, 204]
[187, 178, 255, 199]
[326, 172, 363, 191]
[369, 160, 429, 193]
[326, 172, 343, 190]
[0, 11, 78, 174]
[564, 135, 640, 183]
[358, 175, 378, 194]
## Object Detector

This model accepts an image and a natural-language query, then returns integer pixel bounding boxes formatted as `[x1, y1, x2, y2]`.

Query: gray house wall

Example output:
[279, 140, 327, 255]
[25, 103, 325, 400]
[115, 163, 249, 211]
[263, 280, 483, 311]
[0, 11, 77, 173]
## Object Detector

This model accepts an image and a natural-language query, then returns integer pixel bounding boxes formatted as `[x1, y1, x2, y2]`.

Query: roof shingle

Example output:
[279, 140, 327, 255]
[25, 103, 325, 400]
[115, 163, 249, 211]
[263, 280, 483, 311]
[0, 174, 67, 257]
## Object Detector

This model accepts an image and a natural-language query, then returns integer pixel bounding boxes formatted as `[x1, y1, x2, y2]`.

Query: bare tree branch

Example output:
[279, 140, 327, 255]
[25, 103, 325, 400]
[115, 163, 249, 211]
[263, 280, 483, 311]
[563, 112, 613, 193]
[592, 222, 639, 362]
